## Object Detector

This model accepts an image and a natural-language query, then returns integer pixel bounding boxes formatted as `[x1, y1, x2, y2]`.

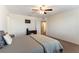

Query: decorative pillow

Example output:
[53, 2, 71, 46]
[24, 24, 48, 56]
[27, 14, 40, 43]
[0, 31, 6, 48]
[0, 36, 5, 48]
[3, 34, 12, 45]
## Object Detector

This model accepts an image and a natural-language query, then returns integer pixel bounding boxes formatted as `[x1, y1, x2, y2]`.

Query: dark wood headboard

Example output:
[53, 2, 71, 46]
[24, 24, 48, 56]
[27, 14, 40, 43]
[26, 28, 37, 35]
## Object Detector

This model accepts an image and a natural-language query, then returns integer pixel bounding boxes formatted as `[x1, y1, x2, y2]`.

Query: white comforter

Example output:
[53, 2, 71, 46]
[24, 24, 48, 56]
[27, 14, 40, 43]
[30, 34, 63, 53]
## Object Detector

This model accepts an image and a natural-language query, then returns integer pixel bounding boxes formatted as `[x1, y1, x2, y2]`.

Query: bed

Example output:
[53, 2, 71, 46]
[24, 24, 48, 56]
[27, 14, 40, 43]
[0, 31, 63, 53]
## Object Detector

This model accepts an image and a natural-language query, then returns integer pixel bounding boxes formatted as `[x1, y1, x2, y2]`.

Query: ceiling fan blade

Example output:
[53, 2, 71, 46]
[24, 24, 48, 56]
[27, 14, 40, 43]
[44, 12, 47, 14]
[32, 9, 39, 11]
[45, 9, 52, 11]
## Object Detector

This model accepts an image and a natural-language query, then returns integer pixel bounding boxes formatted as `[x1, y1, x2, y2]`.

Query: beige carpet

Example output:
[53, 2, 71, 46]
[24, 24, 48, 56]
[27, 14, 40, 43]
[58, 39, 79, 53]
[46, 35, 79, 53]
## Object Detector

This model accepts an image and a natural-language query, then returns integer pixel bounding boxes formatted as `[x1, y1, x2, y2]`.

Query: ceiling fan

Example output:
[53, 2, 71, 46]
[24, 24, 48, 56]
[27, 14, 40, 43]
[32, 5, 52, 14]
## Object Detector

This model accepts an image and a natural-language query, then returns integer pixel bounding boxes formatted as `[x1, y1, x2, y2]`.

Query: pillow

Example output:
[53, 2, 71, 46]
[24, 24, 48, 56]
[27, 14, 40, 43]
[3, 34, 12, 45]
[0, 36, 5, 48]
[0, 31, 5, 36]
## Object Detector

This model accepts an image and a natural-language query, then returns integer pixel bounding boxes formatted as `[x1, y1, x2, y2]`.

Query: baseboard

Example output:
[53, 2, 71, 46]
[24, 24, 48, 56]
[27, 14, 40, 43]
[46, 34, 79, 45]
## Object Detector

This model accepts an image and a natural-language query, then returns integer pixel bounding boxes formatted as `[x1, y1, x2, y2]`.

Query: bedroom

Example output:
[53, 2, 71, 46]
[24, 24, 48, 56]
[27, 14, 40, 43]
[0, 5, 79, 53]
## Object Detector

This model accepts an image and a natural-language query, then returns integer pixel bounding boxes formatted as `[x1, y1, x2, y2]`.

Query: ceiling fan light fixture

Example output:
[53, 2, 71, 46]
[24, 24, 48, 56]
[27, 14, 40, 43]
[39, 11, 44, 14]
[32, 5, 52, 14]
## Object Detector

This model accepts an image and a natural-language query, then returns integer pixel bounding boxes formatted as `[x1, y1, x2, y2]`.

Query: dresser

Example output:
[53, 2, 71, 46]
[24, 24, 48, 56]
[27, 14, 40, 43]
[26, 28, 37, 35]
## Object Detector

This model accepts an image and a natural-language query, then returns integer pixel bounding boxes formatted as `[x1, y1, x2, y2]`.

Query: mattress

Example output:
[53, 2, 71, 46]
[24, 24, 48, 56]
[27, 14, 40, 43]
[0, 35, 44, 53]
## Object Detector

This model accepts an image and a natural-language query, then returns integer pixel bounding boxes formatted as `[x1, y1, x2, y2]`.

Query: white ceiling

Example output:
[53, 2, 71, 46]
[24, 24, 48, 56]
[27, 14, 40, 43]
[6, 5, 79, 18]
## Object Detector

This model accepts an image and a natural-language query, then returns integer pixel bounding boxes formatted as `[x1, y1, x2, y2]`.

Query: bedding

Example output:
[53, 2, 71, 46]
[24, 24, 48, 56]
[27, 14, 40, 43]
[0, 36, 5, 48]
[3, 34, 12, 45]
[30, 34, 63, 53]
[0, 31, 7, 48]
[0, 34, 63, 53]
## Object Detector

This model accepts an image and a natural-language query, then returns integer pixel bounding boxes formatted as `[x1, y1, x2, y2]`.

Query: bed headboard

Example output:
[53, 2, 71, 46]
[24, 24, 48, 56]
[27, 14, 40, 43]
[26, 28, 37, 35]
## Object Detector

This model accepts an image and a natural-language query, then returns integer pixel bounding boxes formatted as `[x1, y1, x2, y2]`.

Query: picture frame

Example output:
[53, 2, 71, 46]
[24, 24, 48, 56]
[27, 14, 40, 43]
[25, 19, 31, 23]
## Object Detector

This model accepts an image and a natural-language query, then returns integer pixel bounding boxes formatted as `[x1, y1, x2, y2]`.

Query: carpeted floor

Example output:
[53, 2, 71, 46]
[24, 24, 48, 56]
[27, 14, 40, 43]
[58, 39, 79, 53]
[46, 35, 79, 53]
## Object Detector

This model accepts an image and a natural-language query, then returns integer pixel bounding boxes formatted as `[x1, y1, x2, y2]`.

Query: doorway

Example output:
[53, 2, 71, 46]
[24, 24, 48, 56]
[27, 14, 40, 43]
[41, 21, 47, 35]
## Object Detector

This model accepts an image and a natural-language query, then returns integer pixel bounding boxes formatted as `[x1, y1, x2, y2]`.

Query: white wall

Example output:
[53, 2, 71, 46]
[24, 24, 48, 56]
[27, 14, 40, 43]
[0, 5, 8, 32]
[47, 9, 79, 45]
[7, 13, 42, 36]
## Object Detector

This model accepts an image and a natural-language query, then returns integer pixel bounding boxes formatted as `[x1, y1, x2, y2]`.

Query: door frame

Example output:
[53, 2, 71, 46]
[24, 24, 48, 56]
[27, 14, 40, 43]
[41, 21, 47, 35]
